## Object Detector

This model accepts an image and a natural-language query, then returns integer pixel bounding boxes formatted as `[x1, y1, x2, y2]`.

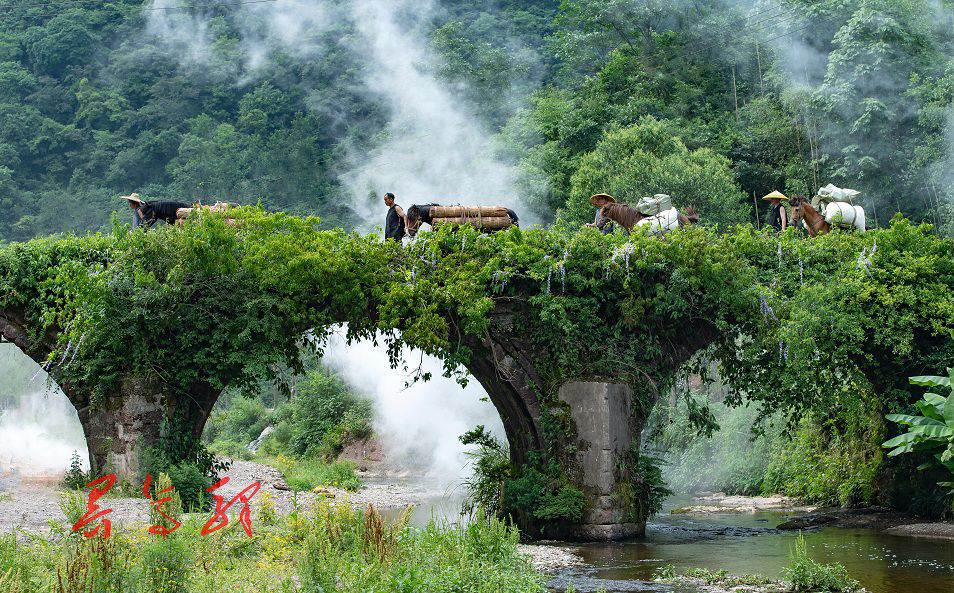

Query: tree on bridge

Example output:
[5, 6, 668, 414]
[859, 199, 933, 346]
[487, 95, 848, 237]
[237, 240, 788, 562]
[1, 209, 951, 539]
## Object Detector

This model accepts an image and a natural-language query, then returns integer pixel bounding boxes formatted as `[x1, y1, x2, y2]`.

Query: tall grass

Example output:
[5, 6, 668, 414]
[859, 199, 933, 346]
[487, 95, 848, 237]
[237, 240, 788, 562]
[0, 498, 549, 593]
[271, 455, 362, 492]
[783, 534, 862, 592]
[299, 503, 546, 593]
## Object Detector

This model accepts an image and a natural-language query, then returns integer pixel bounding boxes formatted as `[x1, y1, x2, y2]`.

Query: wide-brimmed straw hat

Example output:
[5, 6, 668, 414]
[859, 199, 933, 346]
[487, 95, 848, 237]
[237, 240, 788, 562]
[762, 190, 787, 202]
[589, 193, 616, 207]
[120, 193, 144, 205]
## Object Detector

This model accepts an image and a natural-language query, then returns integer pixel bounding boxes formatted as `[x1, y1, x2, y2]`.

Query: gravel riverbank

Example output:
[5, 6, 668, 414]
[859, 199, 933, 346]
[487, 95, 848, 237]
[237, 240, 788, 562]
[671, 492, 816, 514]
[0, 460, 587, 574]
[0, 459, 444, 534]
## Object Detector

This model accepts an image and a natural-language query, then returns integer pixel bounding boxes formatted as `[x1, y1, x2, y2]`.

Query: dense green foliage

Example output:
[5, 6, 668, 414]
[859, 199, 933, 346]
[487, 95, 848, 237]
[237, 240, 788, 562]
[762, 411, 884, 508]
[653, 220, 953, 511]
[0, 497, 549, 593]
[652, 386, 885, 507]
[2, 207, 952, 523]
[273, 370, 373, 460]
[0, 0, 377, 239]
[561, 117, 749, 226]
[203, 395, 272, 459]
[883, 369, 954, 505]
[205, 367, 373, 463]
[651, 396, 778, 497]
[141, 412, 230, 510]
[719, 219, 954, 423]
[504, 0, 954, 229]
[202, 363, 372, 493]
[2, 0, 954, 243]
[460, 425, 596, 526]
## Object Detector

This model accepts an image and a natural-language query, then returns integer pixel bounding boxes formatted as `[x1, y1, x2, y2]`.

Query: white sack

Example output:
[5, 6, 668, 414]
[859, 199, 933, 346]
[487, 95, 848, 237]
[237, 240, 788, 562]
[635, 194, 673, 216]
[636, 207, 679, 235]
[824, 202, 866, 232]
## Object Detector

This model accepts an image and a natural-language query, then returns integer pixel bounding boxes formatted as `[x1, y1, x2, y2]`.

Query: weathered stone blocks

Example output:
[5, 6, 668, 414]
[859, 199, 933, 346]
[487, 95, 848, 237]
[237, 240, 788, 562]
[555, 381, 639, 541]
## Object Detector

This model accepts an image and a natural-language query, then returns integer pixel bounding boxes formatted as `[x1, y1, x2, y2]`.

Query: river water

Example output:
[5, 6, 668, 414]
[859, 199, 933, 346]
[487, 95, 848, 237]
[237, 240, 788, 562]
[390, 484, 954, 593]
[547, 509, 954, 593]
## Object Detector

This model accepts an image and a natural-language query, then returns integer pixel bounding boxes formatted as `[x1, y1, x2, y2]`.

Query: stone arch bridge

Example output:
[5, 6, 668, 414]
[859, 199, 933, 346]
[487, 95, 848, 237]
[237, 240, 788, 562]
[0, 213, 808, 540]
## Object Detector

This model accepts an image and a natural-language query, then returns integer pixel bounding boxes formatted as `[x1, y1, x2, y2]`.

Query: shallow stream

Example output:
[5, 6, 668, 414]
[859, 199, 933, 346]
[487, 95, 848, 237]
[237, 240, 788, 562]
[548, 509, 954, 593]
[383, 482, 954, 593]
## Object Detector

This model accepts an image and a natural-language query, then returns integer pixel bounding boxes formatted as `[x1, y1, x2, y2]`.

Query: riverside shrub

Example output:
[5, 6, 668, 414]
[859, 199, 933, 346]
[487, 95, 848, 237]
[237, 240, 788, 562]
[0, 503, 551, 593]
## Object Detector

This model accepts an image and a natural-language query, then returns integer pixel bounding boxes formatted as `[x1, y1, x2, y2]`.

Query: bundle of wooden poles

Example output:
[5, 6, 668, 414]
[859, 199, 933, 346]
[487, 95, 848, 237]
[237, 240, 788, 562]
[175, 202, 241, 226]
[429, 205, 513, 230]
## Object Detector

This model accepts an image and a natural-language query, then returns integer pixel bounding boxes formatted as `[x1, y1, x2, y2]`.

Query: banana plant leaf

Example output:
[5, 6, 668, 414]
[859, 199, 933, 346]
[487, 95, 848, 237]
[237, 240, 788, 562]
[884, 414, 946, 427]
[885, 369, 954, 493]
[910, 375, 950, 388]
[916, 398, 945, 421]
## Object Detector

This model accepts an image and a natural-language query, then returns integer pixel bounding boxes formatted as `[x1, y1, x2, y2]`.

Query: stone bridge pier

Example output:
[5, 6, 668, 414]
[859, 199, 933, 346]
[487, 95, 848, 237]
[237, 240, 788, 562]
[556, 382, 640, 540]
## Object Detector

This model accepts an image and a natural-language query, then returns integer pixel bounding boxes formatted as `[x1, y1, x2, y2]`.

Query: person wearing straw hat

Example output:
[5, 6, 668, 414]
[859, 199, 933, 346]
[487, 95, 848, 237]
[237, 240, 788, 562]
[121, 193, 191, 229]
[586, 193, 616, 234]
[763, 190, 789, 232]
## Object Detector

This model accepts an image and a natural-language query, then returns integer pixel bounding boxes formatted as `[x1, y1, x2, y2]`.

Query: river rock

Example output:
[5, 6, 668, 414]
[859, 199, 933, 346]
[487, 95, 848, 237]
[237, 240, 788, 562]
[883, 522, 954, 540]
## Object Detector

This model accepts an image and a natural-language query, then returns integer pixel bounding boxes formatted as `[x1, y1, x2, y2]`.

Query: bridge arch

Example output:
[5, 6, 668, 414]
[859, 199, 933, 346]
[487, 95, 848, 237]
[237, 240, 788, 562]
[0, 212, 767, 539]
[5, 214, 952, 540]
[0, 291, 723, 540]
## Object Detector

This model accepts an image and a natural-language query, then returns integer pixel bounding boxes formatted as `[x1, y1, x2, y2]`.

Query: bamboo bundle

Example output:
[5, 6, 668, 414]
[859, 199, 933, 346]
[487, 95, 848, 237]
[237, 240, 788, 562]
[430, 205, 509, 218]
[176, 202, 235, 219]
[432, 216, 512, 229]
[176, 217, 242, 226]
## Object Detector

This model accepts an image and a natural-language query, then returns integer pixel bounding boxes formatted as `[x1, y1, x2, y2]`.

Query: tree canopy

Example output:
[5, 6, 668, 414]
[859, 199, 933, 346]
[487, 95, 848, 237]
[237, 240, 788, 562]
[0, 0, 953, 241]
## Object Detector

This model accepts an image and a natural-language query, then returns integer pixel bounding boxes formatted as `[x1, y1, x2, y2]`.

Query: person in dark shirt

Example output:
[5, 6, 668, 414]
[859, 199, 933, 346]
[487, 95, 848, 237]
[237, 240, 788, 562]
[383, 192, 407, 241]
[763, 191, 789, 232]
[121, 194, 192, 229]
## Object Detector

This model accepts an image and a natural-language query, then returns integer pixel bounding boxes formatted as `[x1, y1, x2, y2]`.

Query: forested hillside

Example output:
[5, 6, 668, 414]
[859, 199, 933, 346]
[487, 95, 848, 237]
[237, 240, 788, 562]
[1, 0, 954, 241]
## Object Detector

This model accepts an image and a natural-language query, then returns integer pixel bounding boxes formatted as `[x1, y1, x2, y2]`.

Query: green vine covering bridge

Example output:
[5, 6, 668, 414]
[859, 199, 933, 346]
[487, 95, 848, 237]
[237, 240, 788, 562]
[1, 209, 951, 540]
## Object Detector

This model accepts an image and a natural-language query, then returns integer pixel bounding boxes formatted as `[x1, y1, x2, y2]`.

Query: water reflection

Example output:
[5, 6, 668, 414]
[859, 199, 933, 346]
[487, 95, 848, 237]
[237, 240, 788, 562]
[380, 486, 954, 593]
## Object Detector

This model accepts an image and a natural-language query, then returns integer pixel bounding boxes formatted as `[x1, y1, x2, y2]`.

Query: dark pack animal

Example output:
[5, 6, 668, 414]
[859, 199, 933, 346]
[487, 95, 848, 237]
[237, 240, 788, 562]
[139, 200, 192, 227]
[406, 204, 519, 237]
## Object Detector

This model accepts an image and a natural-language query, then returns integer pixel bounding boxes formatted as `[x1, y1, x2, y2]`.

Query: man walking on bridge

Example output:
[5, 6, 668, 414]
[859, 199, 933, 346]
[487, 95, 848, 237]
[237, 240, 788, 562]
[383, 192, 407, 241]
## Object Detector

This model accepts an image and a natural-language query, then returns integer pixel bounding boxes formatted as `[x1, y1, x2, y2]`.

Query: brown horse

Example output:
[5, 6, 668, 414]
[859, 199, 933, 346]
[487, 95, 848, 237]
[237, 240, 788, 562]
[789, 196, 830, 237]
[598, 202, 700, 233]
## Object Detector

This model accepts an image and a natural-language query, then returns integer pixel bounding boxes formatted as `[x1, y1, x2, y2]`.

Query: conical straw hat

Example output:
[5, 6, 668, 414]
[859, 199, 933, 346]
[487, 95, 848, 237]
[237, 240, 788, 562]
[120, 193, 144, 205]
[589, 193, 616, 206]
[762, 190, 787, 201]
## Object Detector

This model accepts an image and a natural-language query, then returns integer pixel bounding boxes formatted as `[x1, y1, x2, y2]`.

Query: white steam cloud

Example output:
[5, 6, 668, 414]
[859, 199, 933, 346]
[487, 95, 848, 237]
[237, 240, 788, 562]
[0, 345, 88, 482]
[322, 334, 505, 483]
[144, 0, 527, 227]
[342, 0, 523, 224]
[142, 0, 523, 482]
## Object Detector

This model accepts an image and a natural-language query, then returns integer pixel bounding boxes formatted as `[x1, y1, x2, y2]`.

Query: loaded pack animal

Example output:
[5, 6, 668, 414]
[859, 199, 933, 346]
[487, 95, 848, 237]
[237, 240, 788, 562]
[789, 195, 865, 237]
[405, 204, 519, 238]
[598, 202, 700, 234]
[405, 203, 440, 237]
